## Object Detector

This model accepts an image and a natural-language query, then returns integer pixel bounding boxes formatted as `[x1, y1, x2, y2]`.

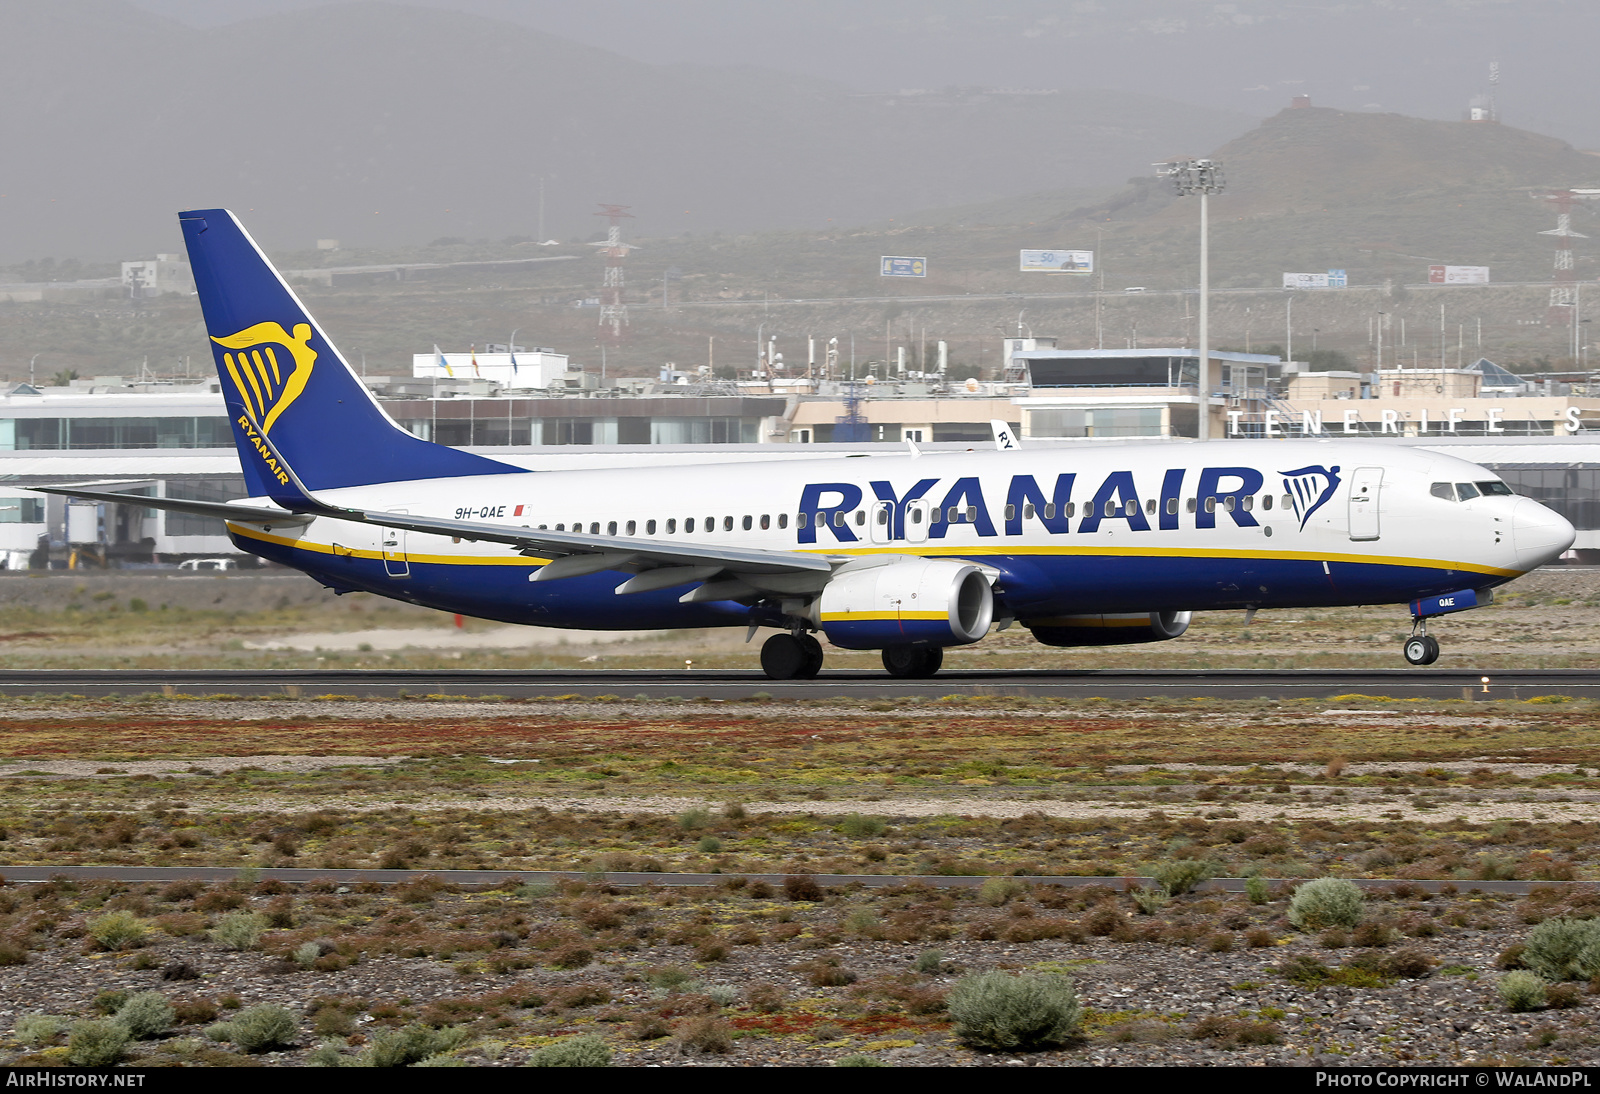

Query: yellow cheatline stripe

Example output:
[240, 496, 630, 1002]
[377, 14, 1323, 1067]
[797, 543, 1521, 578]
[819, 611, 947, 622]
[227, 524, 1521, 580]
[226, 524, 546, 567]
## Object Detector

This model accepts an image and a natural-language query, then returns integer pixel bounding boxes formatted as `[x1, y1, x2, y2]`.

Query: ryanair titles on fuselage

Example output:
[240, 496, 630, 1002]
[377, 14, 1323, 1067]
[768, 463, 1338, 543]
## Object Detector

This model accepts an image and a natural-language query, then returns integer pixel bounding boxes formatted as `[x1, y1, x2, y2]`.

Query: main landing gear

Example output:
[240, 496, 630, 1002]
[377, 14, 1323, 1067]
[760, 632, 824, 680]
[1403, 621, 1441, 666]
[881, 644, 943, 679]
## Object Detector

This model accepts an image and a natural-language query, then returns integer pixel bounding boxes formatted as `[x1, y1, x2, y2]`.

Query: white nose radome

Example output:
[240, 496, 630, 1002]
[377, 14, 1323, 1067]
[1511, 497, 1576, 571]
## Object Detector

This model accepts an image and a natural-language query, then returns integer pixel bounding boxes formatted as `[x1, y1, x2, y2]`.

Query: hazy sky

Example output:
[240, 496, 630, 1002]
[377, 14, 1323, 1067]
[128, 0, 1600, 149]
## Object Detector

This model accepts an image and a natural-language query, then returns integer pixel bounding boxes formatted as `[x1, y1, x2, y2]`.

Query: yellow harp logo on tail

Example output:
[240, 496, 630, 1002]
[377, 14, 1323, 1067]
[211, 322, 317, 436]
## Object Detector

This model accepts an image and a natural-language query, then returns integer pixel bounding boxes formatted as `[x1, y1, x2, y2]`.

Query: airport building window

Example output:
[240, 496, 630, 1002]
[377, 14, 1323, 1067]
[0, 498, 44, 523]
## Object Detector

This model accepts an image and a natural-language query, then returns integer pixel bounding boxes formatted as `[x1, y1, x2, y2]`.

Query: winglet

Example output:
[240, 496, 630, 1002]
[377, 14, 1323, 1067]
[990, 420, 1021, 450]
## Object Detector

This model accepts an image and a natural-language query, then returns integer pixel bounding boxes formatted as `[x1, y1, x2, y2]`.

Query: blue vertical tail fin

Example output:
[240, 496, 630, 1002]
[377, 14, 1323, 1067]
[179, 209, 520, 501]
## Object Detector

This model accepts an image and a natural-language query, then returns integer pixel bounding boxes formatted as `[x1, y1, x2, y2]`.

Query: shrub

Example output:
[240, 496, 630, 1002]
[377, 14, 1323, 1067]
[673, 1016, 734, 1056]
[678, 807, 713, 831]
[914, 949, 946, 974]
[784, 875, 824, 902]
[1289, 878, 1365, 931]
[293, 941, 321, 969]
[1151, 859, 1215, 897]
[839, 814, 886, 838]
[14, 1013, 68, 1047]
[363, 1023, 468, 1067]
[1191, 1014, 1282, 1046]
[1500, 971, 1548, 1013]
[115, 991, 174, 1039]
[211, 911, 267, 952]
[1130, 887, 1169, 915]
[527, 1033, 611, 1067]
[947, 970, 1081, 1052]
[87, 910, 149, 951]
[978, 877, 1028, 905]
[1245, 875, 1270, 905]
[67, 1019, 129, 1067]
[835, 1054, 888, 1066]
[228, 1004, 298, 1053]
[1522, 918, 1600, 982]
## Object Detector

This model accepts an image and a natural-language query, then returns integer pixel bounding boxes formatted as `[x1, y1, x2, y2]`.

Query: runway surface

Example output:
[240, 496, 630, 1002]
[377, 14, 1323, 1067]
[0, 667, 1588, 700]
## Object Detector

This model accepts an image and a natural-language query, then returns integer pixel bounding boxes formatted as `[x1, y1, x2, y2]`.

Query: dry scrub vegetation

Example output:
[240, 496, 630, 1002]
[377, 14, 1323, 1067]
[0, 690, 1599, 1064]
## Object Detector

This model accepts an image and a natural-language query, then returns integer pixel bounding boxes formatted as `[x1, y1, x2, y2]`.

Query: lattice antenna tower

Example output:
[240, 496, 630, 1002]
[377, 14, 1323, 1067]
[1534, 188, 1600, 323]
[591, 204, 635, 343]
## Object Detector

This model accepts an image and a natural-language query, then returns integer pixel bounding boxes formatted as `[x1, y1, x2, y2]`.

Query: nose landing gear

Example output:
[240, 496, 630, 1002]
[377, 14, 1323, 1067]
[1402, 623, 1440, 666]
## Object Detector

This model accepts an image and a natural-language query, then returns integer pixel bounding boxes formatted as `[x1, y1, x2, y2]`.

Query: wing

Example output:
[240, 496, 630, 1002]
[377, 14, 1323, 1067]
[32, 485, 839, 602]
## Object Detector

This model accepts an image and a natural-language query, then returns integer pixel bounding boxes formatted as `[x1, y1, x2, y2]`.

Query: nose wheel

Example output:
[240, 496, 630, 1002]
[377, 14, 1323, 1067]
[1402, 633, 1440, 666]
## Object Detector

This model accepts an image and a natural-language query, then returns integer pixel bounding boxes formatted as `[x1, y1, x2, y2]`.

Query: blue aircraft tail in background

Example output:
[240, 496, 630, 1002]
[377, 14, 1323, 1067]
[179, 209, 520, 501]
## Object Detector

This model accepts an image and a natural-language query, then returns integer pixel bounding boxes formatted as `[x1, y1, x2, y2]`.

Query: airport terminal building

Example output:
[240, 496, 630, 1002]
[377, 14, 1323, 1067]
[6, 344, 1600, 567]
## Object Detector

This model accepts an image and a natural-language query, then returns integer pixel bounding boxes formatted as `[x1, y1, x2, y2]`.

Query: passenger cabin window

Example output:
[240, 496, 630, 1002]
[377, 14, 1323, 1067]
[666, 518, 676, 534]
[626, 520, 636, 535]
[833, 511, 846, 527]
[589, 522, 600, 534]
[646, 520, 656, 535]
[1262, 495, 1273, 510]
[857, 510, 868, 526]
[705, 515, 714, 529]
[778, 514, 788, 529]
[1145, 499, 1156, 515]
[1242, 496, 1253, 512]
[1187, 498, 1198, 514]
[1124, 499, 1137, 516]
[1004, 505, 1016, 521]
[686, 517, 696, 532]
[797, 513, 807, 529]
[1023, 503, 1035, 519]
[760, 514, 770, 530]
[1430, 482, 1455, 501]
[1281, 494, 1292, 510]
[1043, 503, 1056, 519]
[876, 509, 889, 526]
[964, 506, 976, 522]
[909, 508, 923, 526]
[607, 521, 618, 535]
[556, 523, 565, 531]
[1204, 498, 1216, 514]
[723, 516, 734, 531]
[1166, 499, 1178, 516]
[742, 515, 752, 531]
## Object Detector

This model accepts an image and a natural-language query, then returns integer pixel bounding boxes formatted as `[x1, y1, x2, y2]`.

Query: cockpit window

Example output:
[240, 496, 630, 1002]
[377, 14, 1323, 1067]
[1476, 481, 1514, 496]
[1455, 483, 1481, 501]
[1430, 482, 1454, 501]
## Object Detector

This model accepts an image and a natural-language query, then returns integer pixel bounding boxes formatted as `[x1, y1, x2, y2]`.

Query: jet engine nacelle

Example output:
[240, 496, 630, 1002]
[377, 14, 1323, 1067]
[1028, 611, 1191, 647]
[817, 558, 994, 650]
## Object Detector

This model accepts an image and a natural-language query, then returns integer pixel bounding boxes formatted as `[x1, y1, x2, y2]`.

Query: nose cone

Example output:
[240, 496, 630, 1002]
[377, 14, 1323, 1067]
[1512, 497, 1576, 570]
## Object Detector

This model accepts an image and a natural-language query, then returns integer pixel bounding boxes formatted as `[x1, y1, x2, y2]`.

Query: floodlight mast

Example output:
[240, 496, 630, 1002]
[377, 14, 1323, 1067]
[1158, 159, 1225, 439]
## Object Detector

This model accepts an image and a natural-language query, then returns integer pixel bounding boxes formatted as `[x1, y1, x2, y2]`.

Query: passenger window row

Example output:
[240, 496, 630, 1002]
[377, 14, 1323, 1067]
[527, 491, 1324, 538]
[537, 514, 791, 535]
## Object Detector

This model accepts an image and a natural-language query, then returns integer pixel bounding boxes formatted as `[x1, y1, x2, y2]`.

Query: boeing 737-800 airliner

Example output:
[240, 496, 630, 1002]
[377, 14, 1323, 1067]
[38, 210, 1577, 679]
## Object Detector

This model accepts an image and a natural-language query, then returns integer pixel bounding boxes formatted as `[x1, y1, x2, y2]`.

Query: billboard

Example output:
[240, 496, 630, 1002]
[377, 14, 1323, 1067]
[1020, 249, 1093, 273]
[1283, 272, 1330, 290]
[1429, 265, 1490, 284]
[880, 256, 926, 278]
[1327, 269, 1348, 287]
